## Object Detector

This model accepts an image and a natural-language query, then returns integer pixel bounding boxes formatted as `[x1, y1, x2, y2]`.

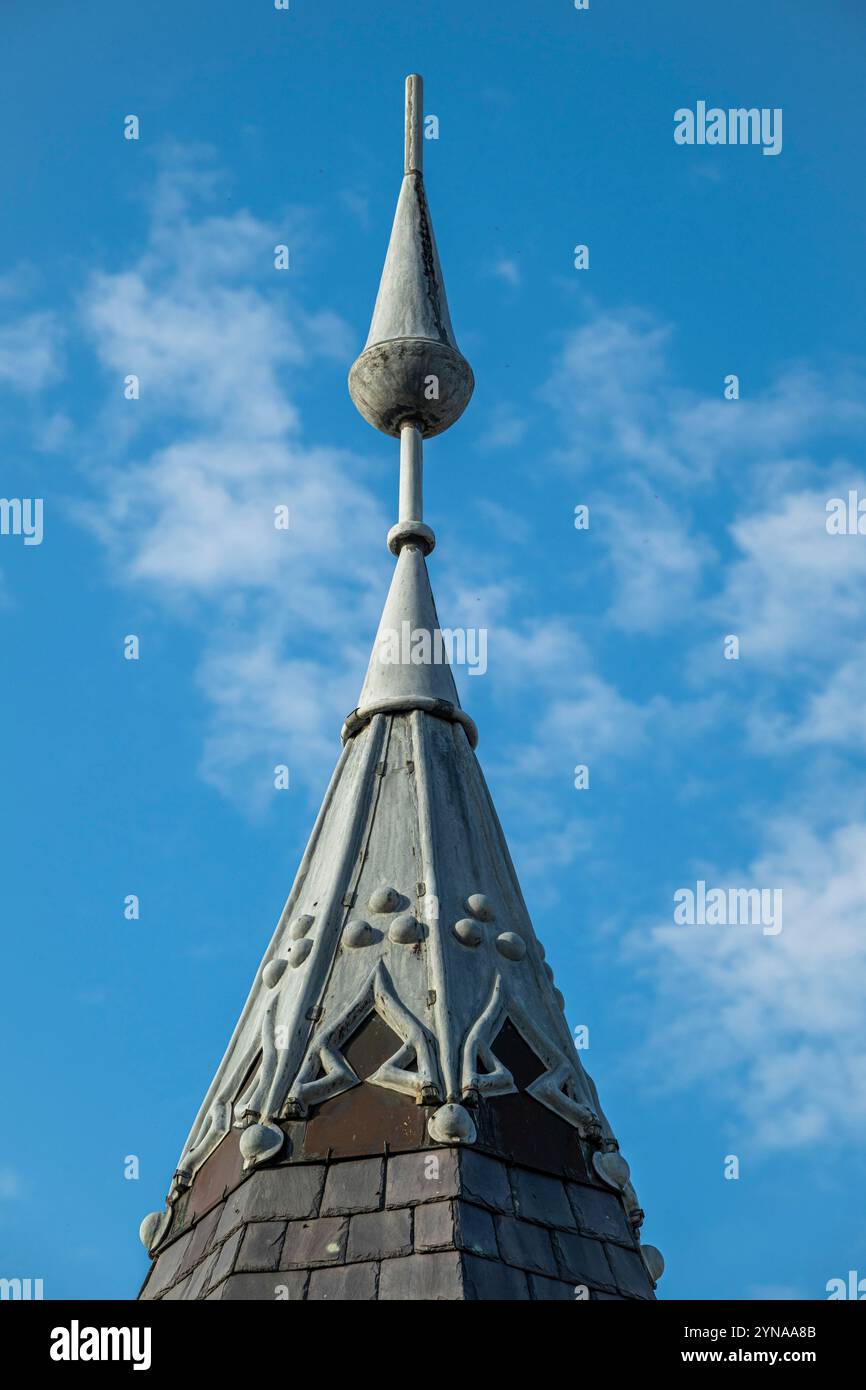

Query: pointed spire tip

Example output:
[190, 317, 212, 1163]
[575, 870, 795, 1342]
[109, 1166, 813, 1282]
[347, 75, 474, 439]
[405, 73, 423, 175]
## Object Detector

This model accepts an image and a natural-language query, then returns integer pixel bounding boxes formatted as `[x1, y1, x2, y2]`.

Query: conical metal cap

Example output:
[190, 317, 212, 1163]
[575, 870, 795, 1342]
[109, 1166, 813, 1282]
[338, 537, 477, 748]
[364, 172, 458, 349]
[357, 543, 461, 710]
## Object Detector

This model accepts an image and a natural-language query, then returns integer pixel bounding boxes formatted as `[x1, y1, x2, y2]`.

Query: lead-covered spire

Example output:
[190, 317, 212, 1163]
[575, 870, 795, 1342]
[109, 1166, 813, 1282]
[137, 76, 662, 1304]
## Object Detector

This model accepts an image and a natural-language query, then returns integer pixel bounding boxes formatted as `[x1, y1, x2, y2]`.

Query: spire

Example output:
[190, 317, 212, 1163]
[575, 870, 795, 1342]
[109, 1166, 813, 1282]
[364, 75, 457, 350]
[137, 77, 662, 1304]
[345, 74, 476, 750]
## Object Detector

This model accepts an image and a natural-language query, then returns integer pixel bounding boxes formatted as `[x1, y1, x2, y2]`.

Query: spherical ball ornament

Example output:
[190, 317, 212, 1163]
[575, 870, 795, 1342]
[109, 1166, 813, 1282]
[453, 918, 483, 947]
[428, 1102, 477, 1145]
[239, 1122, 284, 1171]
[495, 931, 526, 961]
[343, 919, 374, 949]
[641, 1244, 665, 1283]
[368, 885, 401, 915]
[349, 340, 474, 439]
[389, 912, 424, 944]
[465, 893, 494, 922]
[139, 1209, 171, 1254]
[623, 1182, 644, 1225]
[290, 914, 314, 941]
[593, 1148, 631, 1192]
[262, 958, 288, 988]
[290, 937, 313, 968]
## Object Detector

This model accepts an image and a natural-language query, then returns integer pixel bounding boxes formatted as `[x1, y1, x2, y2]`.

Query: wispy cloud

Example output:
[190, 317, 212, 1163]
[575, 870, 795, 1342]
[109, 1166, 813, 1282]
[0, 310, 63, 393]
[0, 1166, 24, 1200]
[339, 190, 372, 230]
[543, 309, 866, 489]
[72, 147, 387, 808]
[537, 305, 866, 1151]
[712, 481, 866, 672]
[634, 815, 866, 1151]
[475, 498, 533, 546]
[476, 406, 529, 452]
[489, 255, 521, 288]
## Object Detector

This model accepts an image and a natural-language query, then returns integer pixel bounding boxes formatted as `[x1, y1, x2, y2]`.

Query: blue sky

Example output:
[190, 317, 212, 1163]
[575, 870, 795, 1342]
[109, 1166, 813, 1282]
[1, 0, 865, 1300]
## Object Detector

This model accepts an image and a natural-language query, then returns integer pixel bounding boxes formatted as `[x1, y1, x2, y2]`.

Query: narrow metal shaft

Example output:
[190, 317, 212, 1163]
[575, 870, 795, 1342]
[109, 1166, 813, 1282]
[399, 423, 423, 522]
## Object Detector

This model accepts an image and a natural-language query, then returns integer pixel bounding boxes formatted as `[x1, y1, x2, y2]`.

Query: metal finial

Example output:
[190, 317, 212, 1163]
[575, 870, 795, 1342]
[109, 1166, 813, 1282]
[405, 73, 423, 175]
[348, 74, 474, 555]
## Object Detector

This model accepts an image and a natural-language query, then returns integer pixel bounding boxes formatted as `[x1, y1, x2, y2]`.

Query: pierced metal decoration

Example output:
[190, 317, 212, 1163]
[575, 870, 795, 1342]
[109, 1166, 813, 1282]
[286, 960, 442, 1115]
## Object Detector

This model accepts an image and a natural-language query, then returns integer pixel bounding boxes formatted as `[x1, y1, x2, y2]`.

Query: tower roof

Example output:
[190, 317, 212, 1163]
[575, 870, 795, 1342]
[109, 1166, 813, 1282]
[138, 76, 662, 1303]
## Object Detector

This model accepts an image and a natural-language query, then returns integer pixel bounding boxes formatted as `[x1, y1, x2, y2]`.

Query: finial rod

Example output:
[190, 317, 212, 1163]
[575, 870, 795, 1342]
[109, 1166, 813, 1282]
[405, 73, 423, 176]
[399, 423, 423, 523]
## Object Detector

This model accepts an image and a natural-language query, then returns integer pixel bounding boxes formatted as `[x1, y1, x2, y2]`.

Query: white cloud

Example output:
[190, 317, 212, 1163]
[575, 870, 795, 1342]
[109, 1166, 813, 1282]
[699, 478, 866, 755]
[83, 268, 300, 438]
[81, 437, 381, 604]
[792, 651, 866, 749]
[75, 149, 387, 803]
[339, 190, 372, 230]
[595, 477, 713, 634]
[542, 310, 866, 641]
[490, 256, 521, 288]
[544, 312, 866, 488]
[536, 308, 866, 1151]
[634, 816, 866, 1151]
[543, 310, 682, 479]
[196, 630, 366, 807]
[0, 310, 63, 392]
[509, 815, 594, 907]
[713, 482, 866, 671]
[477, 407, 528, 451]
[474, 498, 533, 546]
[506, 677, 665, 781]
